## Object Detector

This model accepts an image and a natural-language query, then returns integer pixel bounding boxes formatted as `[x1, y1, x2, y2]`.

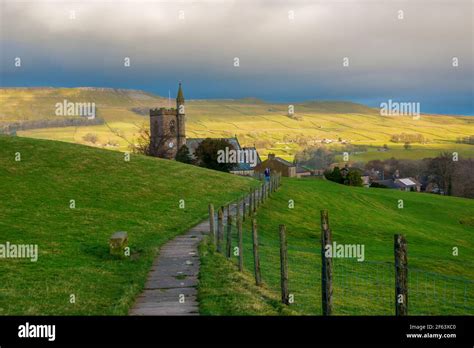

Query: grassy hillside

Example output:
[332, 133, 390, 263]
[0, 87, 166, 122]
[2, 88, 473, 162]
[198, 242, 294, 316]
[202, 178, 474, 315]
[0, 135, 256, 315]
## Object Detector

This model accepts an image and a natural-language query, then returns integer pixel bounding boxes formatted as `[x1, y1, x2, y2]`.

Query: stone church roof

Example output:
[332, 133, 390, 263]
[186, 137, 261, 171]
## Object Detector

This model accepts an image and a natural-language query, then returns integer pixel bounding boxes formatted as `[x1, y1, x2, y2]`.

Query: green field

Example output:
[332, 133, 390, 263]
[2, 88, 473, 162]
[198, 242, 294, 316]
[1, 135, 473, 316]
[200, 178, 474, 315]
[0, 135, 255, 315]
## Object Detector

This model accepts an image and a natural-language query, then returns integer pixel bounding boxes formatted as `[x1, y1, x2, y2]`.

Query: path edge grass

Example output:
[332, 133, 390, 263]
[197, 237, 296, 316]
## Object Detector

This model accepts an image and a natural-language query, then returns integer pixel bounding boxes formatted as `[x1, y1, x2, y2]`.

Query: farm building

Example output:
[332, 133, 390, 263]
[254, 154, 296, 177]
[296, 166, 312, 178]
[395, 178, 421, 192]
[372, 177, 421, 192]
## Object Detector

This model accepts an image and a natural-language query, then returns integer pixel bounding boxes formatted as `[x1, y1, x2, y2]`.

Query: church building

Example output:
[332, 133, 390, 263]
[149, 83, 261, 175]
[149, 83, 186, 159]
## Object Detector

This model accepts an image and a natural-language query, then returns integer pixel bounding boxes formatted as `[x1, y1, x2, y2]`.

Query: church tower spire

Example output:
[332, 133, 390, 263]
[149, 82, 186, 159]
[176, 82, 185, 113]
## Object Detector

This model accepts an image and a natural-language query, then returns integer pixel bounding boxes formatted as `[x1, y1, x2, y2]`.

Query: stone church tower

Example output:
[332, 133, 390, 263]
[149, 83, 186, 159]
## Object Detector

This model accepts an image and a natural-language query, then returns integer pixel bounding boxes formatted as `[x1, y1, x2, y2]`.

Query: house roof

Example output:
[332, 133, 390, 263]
[374, 177, 419, 189]
[396, 178, 418, 188]
[272, 157, 295, 167]
[296, 166, 311, 173]
[242, 146, 262, 164]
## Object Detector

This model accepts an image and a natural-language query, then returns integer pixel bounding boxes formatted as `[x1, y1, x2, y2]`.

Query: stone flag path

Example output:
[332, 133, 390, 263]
[129, 201, 242, 316]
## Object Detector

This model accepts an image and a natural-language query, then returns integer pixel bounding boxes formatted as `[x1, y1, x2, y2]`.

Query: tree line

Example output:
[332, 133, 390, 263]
[365, 154, 474, 198]
[390, 133, 426, 143]
[295, 146, 474, 198]
[0, 117, 104, 134]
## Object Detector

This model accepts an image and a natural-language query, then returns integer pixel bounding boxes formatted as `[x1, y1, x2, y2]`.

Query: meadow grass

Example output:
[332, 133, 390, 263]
[198, 240, 294, 316]
[0, 135, 256, 315]
[201, 178, 474, 315]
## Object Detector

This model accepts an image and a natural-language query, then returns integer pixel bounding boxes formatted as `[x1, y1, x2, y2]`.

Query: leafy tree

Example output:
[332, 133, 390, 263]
[345, 169, 363, 186]
[175, 144, 194, 164]
[404, 142, 411, 150]
[194, 138, 235, 172]
[324, 166, 343, 184]
[325, 166, 362, 186]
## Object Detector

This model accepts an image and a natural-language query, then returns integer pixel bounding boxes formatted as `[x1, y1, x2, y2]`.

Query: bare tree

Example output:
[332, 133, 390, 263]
[129, 122, 175, 158]
[452, 158, 474, 198]
[428, 152, 455, 195]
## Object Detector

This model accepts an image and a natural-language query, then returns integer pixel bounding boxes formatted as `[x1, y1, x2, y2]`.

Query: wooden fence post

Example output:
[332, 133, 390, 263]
[253, 189, 257, 213]
[260, 184, 264, 204]
[208, 204, 215, 244]
[252, 218, 262, 286]
[279, 224, 289, 304]
[243, 199, 246, 222]
[217, 207, 224, 253]
[394, 234, 408, 316]
[249, 189, 253, 217]
[321, 209, 333, 315]
[236, 199, 241, 222]
[237, 217, 243, 272]
[258, 186, 261, 207]
[226, 214, 232, 258]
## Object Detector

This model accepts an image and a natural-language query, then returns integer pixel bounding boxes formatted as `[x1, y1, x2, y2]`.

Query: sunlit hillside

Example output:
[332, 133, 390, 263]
[1, 87, 473, 162]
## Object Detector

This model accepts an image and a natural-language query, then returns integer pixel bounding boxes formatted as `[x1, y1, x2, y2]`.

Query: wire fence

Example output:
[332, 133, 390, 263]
[209, 184, 474, 316]
[332, 258, 474, 315]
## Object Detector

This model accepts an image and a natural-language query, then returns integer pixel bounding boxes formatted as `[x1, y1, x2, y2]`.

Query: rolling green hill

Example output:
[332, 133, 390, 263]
[0, 135, 472, 316]
[2, 87, 473, 162]
[200, 178, 474, 315]
[0, 135, 255, 315]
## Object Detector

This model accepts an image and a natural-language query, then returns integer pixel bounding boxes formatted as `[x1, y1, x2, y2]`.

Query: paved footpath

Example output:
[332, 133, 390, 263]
[130, 201, 242, 316]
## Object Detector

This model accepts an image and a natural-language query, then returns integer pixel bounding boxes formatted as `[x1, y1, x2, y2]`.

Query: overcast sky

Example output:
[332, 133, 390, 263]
[1, 0, 473, 114]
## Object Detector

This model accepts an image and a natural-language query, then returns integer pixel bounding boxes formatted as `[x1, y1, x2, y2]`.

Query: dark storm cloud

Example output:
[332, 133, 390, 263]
[1, 0, 472, 114]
